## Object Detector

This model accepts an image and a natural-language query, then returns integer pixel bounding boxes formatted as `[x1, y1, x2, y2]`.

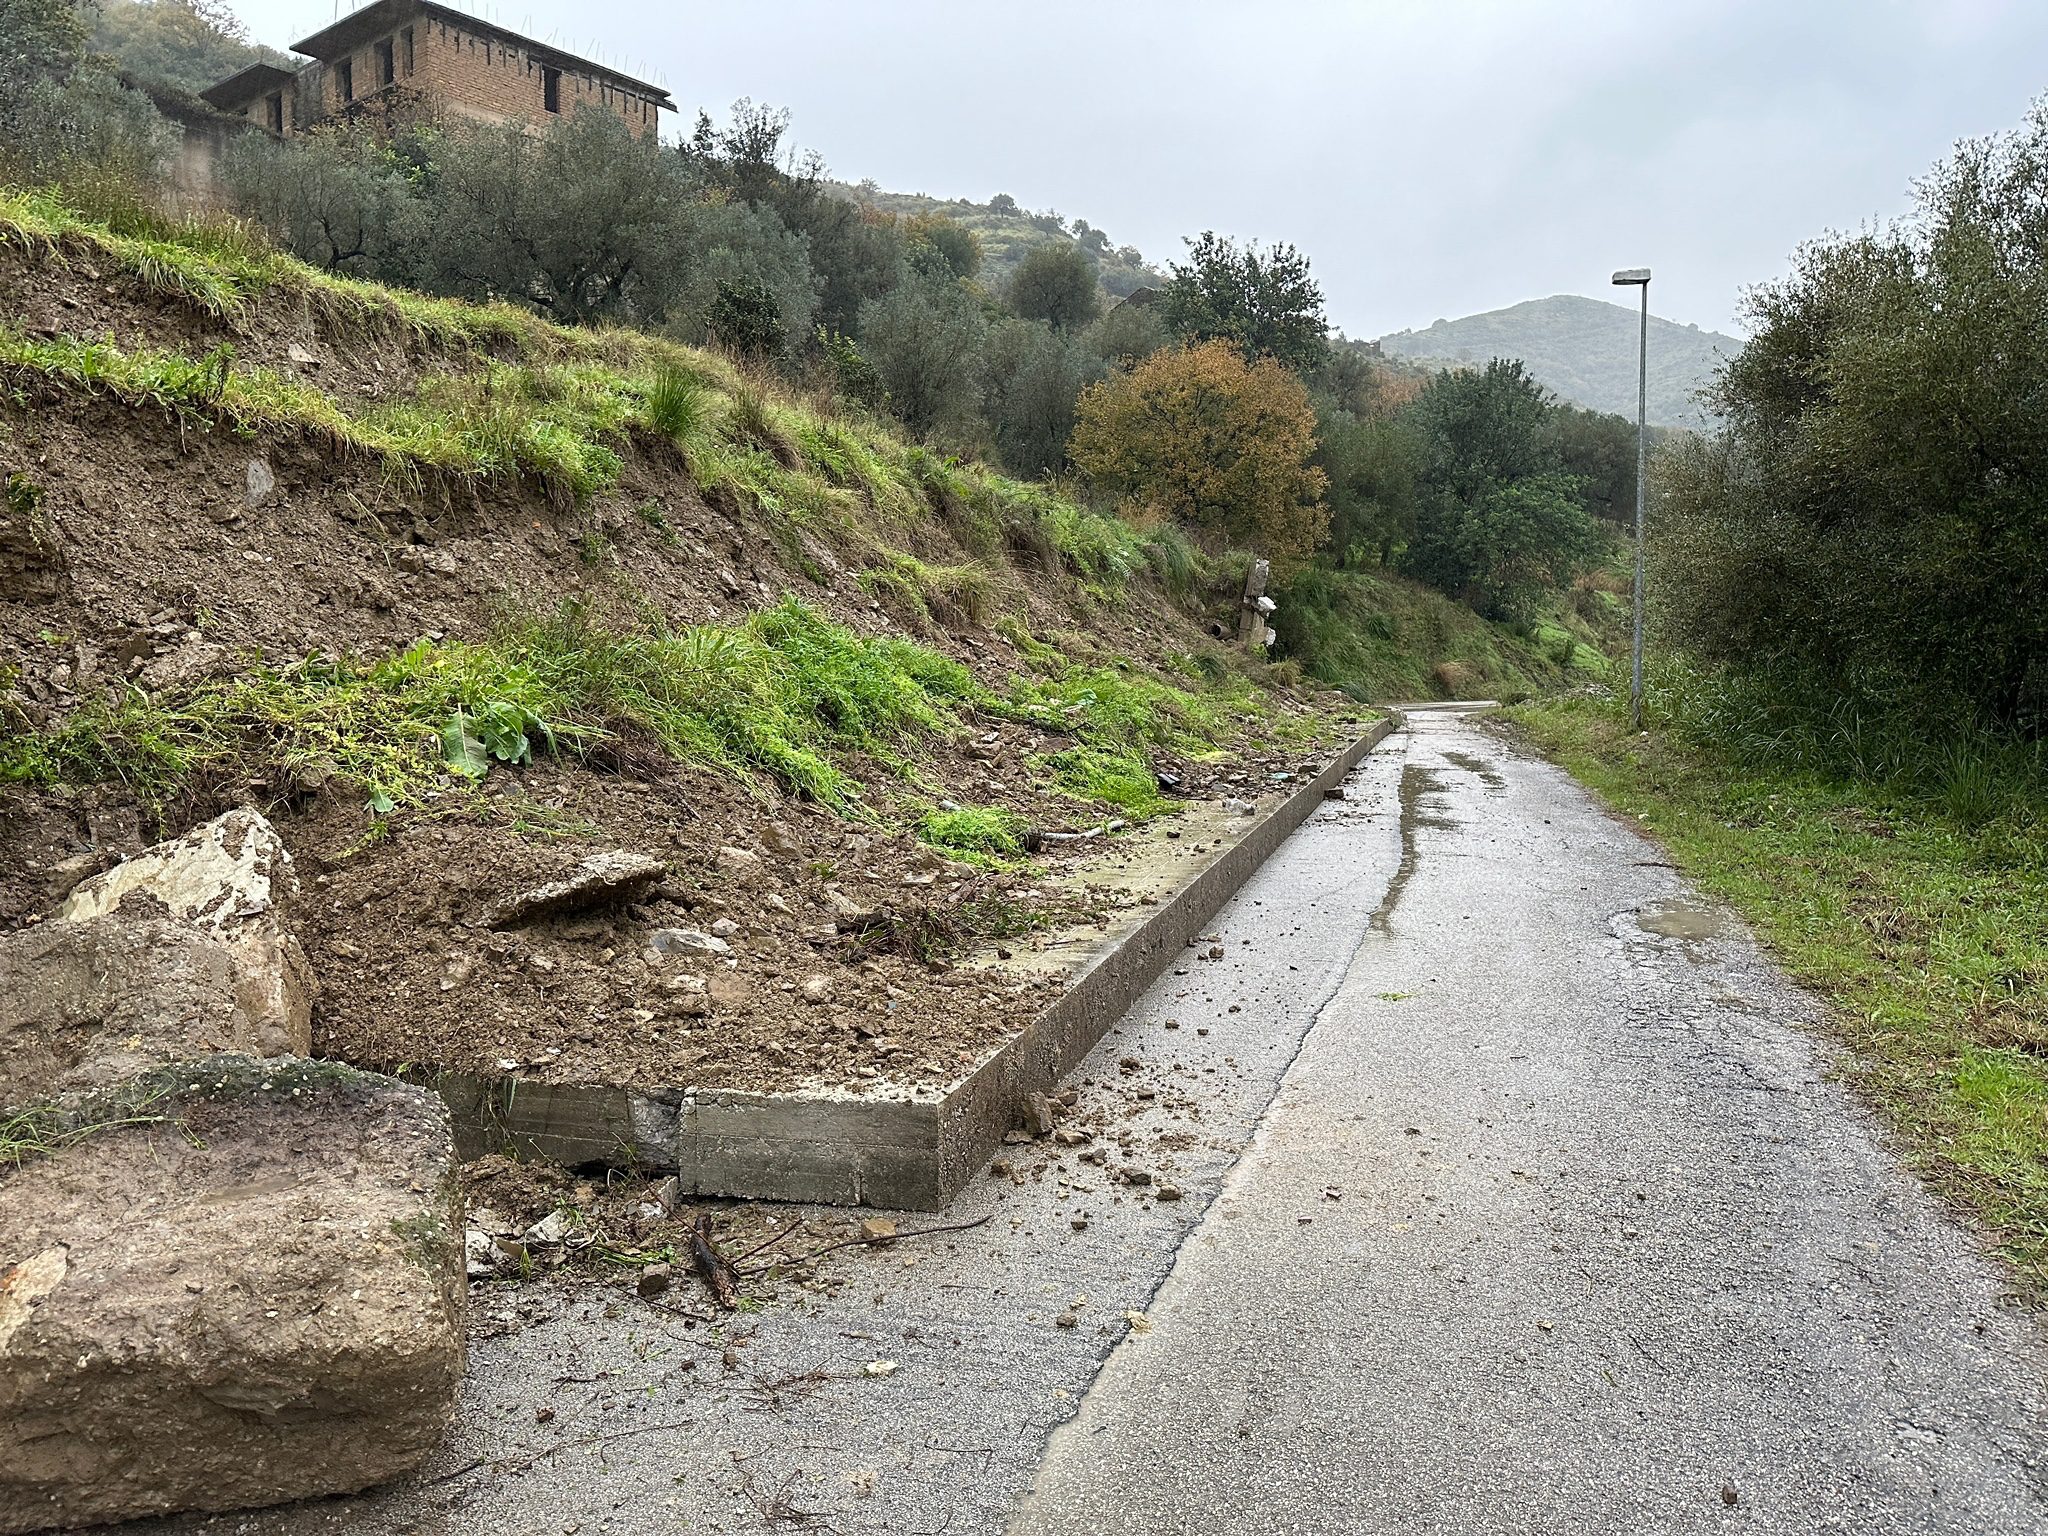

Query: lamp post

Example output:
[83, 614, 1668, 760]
[1611, 266, 1651, 731]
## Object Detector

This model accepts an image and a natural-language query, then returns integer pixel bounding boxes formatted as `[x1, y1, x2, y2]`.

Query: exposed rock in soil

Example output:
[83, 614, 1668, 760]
[0, 906, 260, 1110]
[487, 848, 667, 927]
[55, 808, 314, 1057]
[0, 1056, 465, 1533]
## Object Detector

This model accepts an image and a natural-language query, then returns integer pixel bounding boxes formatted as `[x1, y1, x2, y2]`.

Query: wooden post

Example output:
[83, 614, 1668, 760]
[1238, 558, 1270, 653]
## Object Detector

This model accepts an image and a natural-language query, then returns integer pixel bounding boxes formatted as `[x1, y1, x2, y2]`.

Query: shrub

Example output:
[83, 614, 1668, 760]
[1069, 340, 1329, 567]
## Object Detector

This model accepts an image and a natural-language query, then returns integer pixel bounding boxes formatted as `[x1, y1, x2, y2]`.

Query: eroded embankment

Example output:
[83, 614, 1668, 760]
[0, 190, 1364, 1102]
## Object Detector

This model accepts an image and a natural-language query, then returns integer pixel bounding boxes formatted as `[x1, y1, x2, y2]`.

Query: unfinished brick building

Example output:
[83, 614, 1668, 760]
[200, 0, 673, 141]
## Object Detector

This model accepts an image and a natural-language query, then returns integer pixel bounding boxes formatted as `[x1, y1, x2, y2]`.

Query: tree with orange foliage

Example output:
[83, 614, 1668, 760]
[1068, 340, 1329, 567]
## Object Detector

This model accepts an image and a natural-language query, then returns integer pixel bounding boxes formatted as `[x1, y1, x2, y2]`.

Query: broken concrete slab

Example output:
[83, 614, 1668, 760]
[0, 906, 263, 1110]
[0, 1056, 466, 1533]
[488, 849, 666, 927]
[55, 808, 314, 1057]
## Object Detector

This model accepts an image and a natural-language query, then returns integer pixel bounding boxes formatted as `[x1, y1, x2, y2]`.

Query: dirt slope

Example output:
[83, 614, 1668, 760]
[0, 191, 1356, 1102]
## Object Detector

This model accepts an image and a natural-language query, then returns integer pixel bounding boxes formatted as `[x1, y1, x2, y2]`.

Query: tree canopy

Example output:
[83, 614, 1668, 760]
[1161, 232, 1329, 371]
[1656, 100, 2048, 728]
[1069, 340, 1329, 566]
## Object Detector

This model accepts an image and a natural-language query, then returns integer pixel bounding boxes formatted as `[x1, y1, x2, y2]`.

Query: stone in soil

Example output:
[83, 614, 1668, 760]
[0, 1056, 465, 1533]
[487, 849, 666, 927]
[54, 808, 315, 1058]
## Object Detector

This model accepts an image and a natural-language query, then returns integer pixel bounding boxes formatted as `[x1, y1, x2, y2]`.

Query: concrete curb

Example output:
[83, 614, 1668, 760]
[436, 714, 1402, 1210]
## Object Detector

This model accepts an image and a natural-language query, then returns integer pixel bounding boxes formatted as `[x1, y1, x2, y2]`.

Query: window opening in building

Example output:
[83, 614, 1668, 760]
[336, 58, 353, 102]
[375, 38, 395, 88]
[543, 65, 561, 113]
[266, 91, 284, 132]
[401, 27, 414, 74]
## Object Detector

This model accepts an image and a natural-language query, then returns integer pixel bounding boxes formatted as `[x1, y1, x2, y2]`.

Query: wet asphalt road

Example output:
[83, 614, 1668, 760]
[153, 707, 2046, 1536]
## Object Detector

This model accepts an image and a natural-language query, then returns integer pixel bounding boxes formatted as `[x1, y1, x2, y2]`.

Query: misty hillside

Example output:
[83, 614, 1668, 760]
[831, 183, 1165, 298]
[1377, 295, 1738, 429]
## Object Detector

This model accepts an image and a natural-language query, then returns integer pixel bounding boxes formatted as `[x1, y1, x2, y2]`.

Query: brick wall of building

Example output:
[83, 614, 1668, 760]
[311, 14, 661, 139]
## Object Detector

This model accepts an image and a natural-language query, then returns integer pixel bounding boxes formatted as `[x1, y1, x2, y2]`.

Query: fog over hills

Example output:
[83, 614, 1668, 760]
[1378, 296, 1739, 429]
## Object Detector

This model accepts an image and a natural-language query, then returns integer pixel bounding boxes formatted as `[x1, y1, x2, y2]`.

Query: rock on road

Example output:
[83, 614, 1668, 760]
[1014, 706, 2047, 1534]
[139, 707, 2045, 1536]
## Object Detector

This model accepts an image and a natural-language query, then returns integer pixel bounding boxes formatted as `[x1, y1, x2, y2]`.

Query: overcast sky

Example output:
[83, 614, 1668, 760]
[225, 0, 2047, 338]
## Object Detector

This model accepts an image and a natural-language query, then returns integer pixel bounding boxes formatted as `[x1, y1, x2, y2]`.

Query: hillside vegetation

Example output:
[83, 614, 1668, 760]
[837, 184, 1164, 298]
[1379, 294, 1737, 428]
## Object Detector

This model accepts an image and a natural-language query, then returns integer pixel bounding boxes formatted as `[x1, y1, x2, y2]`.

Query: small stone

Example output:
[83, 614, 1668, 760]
[1124, 1168, 1153, 1187]
[524, 1210, 572, 1245]
[243, 457, 276, 509]
[860, 1360, 897, 1378]
[649, 928, 730, 957]
[715, 845, 760, 876]
[859, 1217, 898, 1243]
[709, 917, 740, 939]
[1001, 1130, 1033, 1146]
[1207, 944, 1225, 960]
[1156, 1185, 1184, 1202]
[1069, 1217, 1089, 1231]
[989, 1160, 1012, 1177]
[286, 341, 320, 366]
[1027, 1092, 1057, 1136]
[1054, 1312, 1078, 1329]
[759, 822, 803, 857]
[1051, 1128, 1090, 1147]
[800, 974, 834, 1005]
[636, 1262, 672, 1298]
[1222, 797, 1256, 816]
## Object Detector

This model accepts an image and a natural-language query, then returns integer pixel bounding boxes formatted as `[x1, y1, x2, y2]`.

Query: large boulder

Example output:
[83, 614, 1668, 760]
[0, 902, 263, 1110]
[0, 1056, 466, 1532]
[54, 808, 316, 1055]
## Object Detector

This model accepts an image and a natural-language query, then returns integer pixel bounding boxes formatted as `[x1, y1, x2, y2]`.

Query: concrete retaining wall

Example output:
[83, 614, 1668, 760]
[439, 714, 1400, 1209]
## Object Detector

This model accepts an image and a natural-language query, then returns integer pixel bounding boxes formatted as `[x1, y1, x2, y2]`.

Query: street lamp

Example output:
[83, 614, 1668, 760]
[1611, 266, 1651, 731]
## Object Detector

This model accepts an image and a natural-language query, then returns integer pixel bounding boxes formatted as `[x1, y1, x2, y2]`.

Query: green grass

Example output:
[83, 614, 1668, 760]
[0, 185, 1222, 606]
[1511, 687, 2048, 1298]
[1275, 562, 1570, 704]
[0, 600, 985, 817]
[918, 805, 1027, 857]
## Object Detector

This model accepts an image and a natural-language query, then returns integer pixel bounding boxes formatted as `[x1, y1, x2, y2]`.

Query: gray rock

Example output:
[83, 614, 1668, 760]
[55, 809, 315, 1058]
[800, 973, 835, 1005]
[0, 909, 269, 1112]
[649, 928, 730, 957]
[490, 850, 666, 927]
[0, 1057, 465, 1532]
[136, 640, 228, 694]
[1027, 1092, 1058, 1137]
[243, 457, 276, 509]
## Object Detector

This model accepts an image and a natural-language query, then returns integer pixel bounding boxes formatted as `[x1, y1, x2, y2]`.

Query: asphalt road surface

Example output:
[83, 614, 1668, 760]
[153, 707, 2046, 1536]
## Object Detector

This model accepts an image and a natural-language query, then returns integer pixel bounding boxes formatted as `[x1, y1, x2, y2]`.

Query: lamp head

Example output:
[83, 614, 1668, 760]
[1611, 267, 1651, 285]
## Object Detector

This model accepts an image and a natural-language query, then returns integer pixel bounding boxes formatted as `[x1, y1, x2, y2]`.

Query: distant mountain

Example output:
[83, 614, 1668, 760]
[1377, 296, 1738, 429]
[829, 183, 1166, 299]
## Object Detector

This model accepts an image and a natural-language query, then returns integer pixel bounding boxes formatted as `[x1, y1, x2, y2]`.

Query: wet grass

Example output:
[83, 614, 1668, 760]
[1, 598, 1299, 829]
[1511, 689, 2048, 1300]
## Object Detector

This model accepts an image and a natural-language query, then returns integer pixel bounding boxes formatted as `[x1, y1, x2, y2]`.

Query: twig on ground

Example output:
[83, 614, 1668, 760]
[692, 1211, 740, 1310]
[766, 1211, 994, 1271]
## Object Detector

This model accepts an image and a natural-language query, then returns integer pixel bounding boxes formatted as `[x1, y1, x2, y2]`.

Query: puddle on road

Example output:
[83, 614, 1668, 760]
[1612, 897, 1731, 957]
[1441, 748, 1506, 791]
[1369, 762, 1457, 935]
